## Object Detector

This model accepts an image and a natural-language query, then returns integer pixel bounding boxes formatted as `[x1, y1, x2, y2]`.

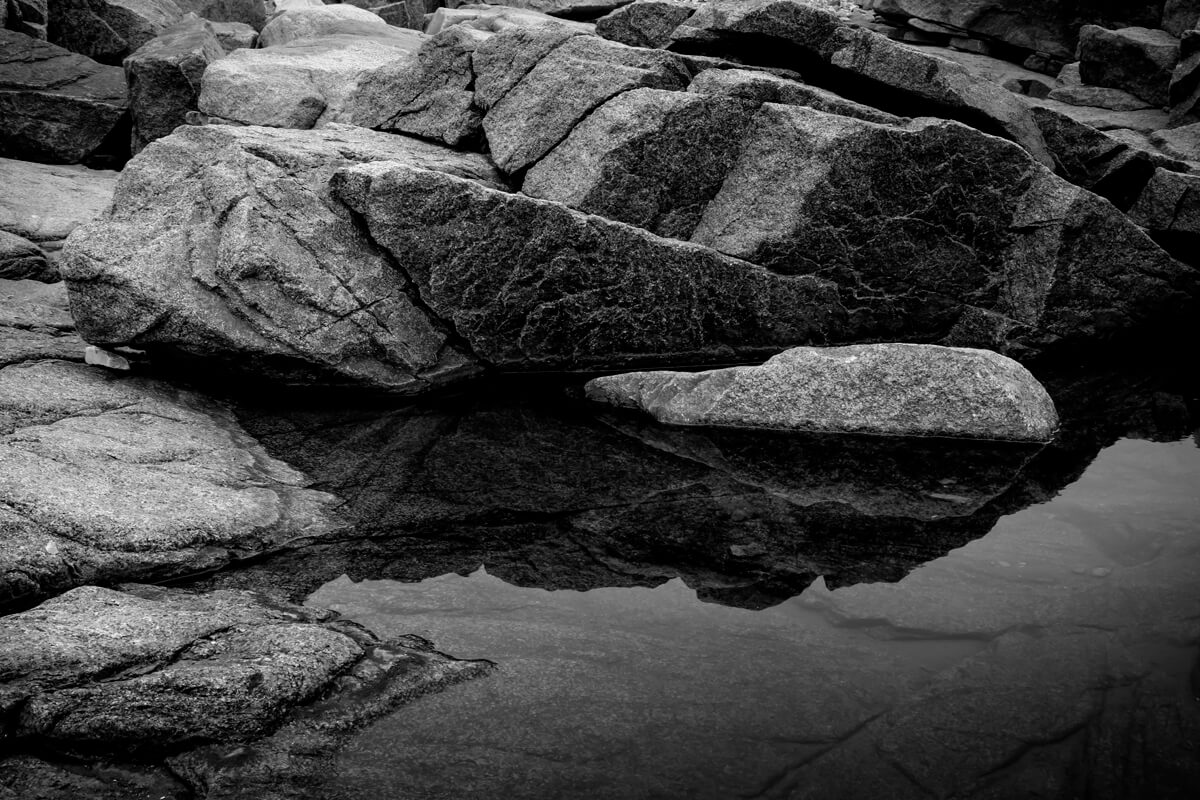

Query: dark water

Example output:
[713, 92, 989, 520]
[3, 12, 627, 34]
[208, 363, 1200, 799]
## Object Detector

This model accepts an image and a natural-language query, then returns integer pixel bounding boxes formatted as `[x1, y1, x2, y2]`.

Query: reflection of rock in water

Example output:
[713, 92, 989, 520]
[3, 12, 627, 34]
[207, 384, 1045, 608]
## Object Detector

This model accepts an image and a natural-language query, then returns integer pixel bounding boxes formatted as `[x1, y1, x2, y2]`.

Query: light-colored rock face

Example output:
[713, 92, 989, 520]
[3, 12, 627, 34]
[0, 158, 118, 243]
[198, 32, 423, 129]
[60, 124, 503, 390]
[1, 583, 492, 755]
[0, 358, 348, 605]
[585, 343, 1060, 441]
[595, 0, 697, 48]
[257, 4, 407, 47]
[0, 31, 128, 165]
[481, 33, 691, 173]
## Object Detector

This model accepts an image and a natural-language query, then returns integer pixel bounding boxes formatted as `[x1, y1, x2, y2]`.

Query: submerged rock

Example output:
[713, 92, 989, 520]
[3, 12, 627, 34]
[586, 343, 1059, 441]
[0, 359, 346, 605]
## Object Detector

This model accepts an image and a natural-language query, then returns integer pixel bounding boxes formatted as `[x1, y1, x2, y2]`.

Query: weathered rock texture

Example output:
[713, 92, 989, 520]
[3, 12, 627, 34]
[0, 280, 84, 367]
[0, 30, 128, 164]
[1078, 25, 1180, 108]
[0, 358, 348, 605]
[585, 343, 1059, 441]
[197, 28, 423, 129]
[61, 124, 503, 390]
[667, 0, 1054, 167]
[0, 157, 118, 247]
[257, 3, 402, 47]
[595, 0, 696, 48]
[1, 583, 492, 755]
[3, 0, 49, 39]
[1170, 29, 1200, 126]
[174, 0, 266, 30]
[481, 32, 692, 173]
[687, 67, 909, 126]
[0, 233, 54, 282]
[688, 104, 1197, 355]
[47, 0, 185, 64]
[124, 13, 225, 153]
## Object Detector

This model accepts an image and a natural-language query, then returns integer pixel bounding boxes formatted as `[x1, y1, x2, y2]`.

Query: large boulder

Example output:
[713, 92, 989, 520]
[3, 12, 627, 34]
[0, 30, 128, 165]
[584, 343, 1060, 441]
[47, 0, 185, 64]
[0, 357, 348, 605]
[61, 124, 504, 391]
[124, 13, 225, 153]
[595, 0, 697, 48]
[1078, 25, 1180, 108]
[481, 33, 691, 173]
[688, 104, 1197, 354]
[522, 88, 756, 239]
[197, 30, 423, 128]
[1, 584, 492, 751]
[256, 3, 405, 46]
[668, 0, 1054, 167]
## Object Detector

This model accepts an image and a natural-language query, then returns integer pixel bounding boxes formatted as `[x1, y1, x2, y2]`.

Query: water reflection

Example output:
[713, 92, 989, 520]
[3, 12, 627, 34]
[209, 363, 1196, 608]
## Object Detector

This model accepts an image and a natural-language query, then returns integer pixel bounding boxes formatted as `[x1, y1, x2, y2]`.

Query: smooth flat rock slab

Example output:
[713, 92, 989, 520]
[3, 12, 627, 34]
[0, 359, 346, 605]
[585, 343, 1059, 441]
[0, 30, 129, 164]
[0, 157, 118, 243]
[61, 124, 503, 391]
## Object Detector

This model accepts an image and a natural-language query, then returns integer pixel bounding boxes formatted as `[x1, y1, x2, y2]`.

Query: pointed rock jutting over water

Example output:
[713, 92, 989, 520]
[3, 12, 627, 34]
[586, 343, 1060, 442]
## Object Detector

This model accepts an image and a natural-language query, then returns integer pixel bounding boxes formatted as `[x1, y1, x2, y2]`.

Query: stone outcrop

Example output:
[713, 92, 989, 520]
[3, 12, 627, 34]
[1, 583, 492, 758]
[257, 3, 405, 47]
[0, 357, 348, 605]
[585, 343, 1059, 441]
[61, 124, 503, 390]
[689, 104, 1196, 354]
[197, 23, 424, 129]
[482, 33, 691, 173]
[0, 280, 84, 367]
[47, 0, 185, 64]
[209, 19, 257, 50]
[522, 87, 757, 239]
[124, 13, 225, 153]
[595, 0, 696, 48]
[0, 30, 128, 165]
[687, 67, 909, 126]
[667, 0, 1054, 167]
[1078, 25, 1180, 108]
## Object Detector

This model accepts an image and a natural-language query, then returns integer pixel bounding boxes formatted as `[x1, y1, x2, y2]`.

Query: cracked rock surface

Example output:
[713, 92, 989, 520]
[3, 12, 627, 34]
[0, 358, 346, 606]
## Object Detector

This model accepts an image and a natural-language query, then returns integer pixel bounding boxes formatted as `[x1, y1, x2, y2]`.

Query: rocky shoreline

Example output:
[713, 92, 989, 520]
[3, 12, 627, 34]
[2, 1, 1200, 797]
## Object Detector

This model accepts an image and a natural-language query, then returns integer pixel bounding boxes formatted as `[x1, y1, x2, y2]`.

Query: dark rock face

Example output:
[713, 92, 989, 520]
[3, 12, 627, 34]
[1078, 25, 1181, 108]
[1170, 29, 1200, 126]
[61, 124, 504, 391]
[667, 0, 1054, 167]
[0, 30, 128, 165]
[4, 0, 49, 39]
[687, 67, 909, 126]
[690, 104, 1197, 356]
[124, 13, 225, 153]
[595, 0, 697, 48]
[522, 88, 757, 239]
[0, 357, 347, 607]
[0, 233, 54, 282]
[174, 0, 267, 30]
[333, 160, 844, 371]
[47, 0, 184, 65]
[1127, 168, 1200, 263]
[1, 583, 492, 794]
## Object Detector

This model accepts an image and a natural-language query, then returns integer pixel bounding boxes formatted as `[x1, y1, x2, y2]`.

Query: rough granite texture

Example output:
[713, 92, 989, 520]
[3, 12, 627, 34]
[585, 343, 1060, 441]
[0, 157, 118, 244]
[0, 280, 84, 366]
[0, 359, 347, 605]
[61, 124, 504, 391]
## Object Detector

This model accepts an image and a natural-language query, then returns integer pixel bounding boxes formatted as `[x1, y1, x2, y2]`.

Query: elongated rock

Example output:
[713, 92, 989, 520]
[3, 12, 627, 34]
[585, 343, 1060, 442]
